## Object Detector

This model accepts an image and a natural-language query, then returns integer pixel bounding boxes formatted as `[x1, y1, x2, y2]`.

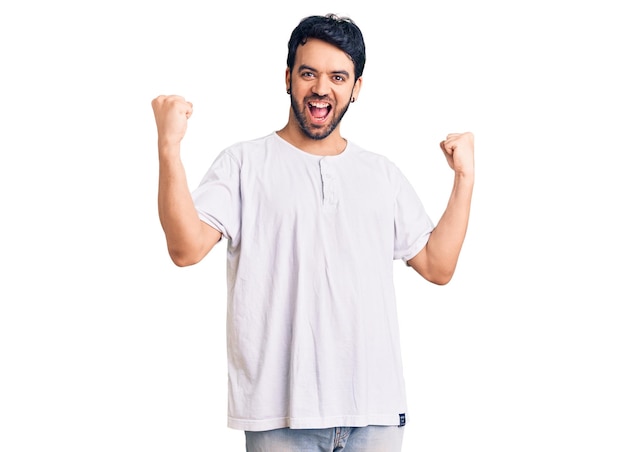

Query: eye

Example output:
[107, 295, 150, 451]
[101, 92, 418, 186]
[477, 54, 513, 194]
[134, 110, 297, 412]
[333, 75, 346, 83]
[301, 71, 315, 79]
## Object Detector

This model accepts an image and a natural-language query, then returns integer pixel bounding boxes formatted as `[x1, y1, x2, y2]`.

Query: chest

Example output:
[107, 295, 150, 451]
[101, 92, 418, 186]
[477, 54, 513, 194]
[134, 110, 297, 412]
[239, 155, 393, 220]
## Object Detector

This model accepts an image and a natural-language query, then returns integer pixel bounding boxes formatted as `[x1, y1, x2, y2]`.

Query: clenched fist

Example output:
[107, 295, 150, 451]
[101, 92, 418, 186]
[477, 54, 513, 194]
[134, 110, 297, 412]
[440, 132, 474, 176]
[152, 95, 193, 149]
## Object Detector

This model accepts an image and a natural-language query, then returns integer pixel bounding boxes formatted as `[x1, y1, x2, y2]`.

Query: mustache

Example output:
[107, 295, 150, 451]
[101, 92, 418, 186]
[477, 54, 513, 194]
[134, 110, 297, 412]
[306, 95, 331, 103]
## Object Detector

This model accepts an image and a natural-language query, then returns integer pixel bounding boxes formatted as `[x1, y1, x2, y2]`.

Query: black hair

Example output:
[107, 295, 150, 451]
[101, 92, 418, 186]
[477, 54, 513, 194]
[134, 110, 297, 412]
[286, 13, 366, 80]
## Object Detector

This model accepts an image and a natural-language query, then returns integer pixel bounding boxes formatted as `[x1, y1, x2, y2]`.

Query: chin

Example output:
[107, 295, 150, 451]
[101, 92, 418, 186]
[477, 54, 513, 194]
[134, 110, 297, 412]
[304, 125, 333, 141]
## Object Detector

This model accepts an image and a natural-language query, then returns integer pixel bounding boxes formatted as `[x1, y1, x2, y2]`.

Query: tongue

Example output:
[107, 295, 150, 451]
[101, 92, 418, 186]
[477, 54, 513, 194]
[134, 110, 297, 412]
[311, 106, 328, 119]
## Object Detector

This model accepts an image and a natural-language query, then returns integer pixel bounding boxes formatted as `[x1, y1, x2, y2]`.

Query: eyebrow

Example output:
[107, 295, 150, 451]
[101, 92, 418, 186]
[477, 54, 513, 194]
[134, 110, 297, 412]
[297, 64, 351, 80]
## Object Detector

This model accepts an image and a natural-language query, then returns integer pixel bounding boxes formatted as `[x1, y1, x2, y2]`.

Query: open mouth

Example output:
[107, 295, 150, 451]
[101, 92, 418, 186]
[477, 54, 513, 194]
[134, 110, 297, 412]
[308, 101, 331, 122]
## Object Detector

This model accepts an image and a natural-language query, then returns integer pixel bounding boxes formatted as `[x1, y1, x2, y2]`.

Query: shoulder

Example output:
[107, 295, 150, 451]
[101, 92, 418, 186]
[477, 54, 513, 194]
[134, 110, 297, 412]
[346, 141, 404, 178]
[220, 133, 280, 163]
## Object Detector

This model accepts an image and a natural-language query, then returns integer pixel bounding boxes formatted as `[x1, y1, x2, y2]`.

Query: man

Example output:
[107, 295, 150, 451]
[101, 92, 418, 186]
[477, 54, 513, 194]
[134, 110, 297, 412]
[152, 13, 473, 452]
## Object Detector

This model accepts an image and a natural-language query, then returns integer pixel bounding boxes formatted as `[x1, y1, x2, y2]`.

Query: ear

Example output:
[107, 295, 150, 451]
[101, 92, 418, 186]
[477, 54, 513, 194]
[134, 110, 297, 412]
[351, 76, 363, 102]
[285, 67, 291, 92]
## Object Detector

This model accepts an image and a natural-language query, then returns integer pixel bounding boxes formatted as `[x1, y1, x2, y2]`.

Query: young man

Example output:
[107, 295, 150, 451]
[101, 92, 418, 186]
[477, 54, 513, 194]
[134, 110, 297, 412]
[152, 13, 474, 451]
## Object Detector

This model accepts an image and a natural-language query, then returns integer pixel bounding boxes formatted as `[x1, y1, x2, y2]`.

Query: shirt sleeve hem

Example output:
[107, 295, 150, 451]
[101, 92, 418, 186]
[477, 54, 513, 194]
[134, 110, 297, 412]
[395, 231, 431, 264]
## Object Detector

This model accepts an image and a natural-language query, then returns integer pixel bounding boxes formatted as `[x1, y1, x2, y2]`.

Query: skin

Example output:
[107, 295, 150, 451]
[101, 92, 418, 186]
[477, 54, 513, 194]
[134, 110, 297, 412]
[408, 132, 474, 284]
[277, 38, 361, 155]
[152, 38, 474, 284]
[152, 95, 221, 266]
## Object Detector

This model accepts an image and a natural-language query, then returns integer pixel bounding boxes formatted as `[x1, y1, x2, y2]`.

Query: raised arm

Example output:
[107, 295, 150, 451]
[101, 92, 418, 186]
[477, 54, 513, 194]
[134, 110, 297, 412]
[152, 95, 222, 267]
[408, 132, 474, 285]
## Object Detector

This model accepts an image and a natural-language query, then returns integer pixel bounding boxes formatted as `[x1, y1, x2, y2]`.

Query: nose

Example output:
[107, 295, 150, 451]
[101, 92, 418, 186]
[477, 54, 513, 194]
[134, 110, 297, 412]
[312, 75, 331, 97]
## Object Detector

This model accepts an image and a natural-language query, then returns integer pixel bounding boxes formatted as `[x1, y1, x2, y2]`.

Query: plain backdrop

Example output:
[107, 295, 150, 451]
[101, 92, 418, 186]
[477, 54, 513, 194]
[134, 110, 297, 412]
[1, 0, 624, 451]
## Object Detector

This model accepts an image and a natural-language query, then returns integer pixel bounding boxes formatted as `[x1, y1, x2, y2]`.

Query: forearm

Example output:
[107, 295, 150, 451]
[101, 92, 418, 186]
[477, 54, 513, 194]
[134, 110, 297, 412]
[410, 171, 474, 284]
[158, 145, 212, 266]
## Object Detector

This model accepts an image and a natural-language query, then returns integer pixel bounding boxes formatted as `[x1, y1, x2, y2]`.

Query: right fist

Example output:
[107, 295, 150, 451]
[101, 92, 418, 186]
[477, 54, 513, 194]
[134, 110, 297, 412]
[151, 95, 193, 147]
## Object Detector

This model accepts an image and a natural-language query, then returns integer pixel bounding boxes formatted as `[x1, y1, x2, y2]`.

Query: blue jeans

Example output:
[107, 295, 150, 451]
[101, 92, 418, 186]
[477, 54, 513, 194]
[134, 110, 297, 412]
[245, 426, 404, 451]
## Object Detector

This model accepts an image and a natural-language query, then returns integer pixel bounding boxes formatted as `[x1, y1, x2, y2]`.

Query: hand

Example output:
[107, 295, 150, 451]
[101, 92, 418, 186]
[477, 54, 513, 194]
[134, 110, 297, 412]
[151, 95, 193, 148]
[440, 132, 474, 176]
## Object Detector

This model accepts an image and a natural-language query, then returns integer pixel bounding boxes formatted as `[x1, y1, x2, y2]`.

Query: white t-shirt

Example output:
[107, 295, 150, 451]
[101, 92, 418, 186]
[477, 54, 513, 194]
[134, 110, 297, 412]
[192, 132, 433, 431]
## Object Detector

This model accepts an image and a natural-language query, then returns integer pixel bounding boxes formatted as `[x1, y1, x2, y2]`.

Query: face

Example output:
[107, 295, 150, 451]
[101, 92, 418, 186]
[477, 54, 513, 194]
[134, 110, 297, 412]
[287, 38, 362, 141]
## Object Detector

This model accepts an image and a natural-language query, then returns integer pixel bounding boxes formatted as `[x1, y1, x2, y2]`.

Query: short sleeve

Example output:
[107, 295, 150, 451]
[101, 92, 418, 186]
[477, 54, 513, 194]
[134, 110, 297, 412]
[393, 167, 434, 262]
[191, 149, 241, 242]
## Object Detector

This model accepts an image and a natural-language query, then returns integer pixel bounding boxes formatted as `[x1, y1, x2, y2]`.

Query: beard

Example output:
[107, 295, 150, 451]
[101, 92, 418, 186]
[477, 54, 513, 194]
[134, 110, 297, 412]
[290, 94, 351, 141]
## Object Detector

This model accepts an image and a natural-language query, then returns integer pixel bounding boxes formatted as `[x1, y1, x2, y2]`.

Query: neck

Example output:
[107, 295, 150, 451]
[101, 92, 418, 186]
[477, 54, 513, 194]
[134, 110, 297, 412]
[277, 119, 347, 157]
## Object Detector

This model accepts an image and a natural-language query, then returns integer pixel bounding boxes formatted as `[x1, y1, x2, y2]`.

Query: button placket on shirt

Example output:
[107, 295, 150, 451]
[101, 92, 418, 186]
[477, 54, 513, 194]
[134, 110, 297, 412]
[319, 157, 338, 209]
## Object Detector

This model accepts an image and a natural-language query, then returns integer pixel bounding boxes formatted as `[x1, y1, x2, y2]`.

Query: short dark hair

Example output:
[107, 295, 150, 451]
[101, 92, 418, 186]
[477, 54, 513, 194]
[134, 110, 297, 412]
[286, 13, 366, 80]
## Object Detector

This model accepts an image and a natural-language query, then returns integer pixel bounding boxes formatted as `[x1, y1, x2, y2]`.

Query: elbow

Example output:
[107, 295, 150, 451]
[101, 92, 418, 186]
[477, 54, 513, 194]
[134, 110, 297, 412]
[168, 247, 204, 267]
[424, 266, 456, 286]
[165, 227, 220, 267]
[411, 263, 455, 286]
[429, 272, 454, 286]
[171, 256, 200, 267]
[170, 254, 200, 268]
[408, 254, 455, 285]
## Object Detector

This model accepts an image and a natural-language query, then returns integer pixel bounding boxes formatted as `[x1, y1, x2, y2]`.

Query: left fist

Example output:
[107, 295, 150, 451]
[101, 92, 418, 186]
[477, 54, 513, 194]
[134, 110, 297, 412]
[440, 132, 474, 175]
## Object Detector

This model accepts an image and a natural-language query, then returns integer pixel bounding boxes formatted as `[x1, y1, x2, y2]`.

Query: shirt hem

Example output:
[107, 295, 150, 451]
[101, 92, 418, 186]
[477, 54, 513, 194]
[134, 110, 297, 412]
[228, 413, 409, 431]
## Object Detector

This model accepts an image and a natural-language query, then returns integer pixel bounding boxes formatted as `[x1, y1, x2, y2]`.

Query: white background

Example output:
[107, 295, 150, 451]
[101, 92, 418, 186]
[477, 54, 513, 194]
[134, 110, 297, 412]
[1, 0, 624, 450]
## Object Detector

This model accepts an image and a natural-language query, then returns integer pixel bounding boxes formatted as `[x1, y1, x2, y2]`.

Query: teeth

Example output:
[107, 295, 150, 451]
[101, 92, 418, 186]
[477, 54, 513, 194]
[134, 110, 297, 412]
[310, 102, 330, 108]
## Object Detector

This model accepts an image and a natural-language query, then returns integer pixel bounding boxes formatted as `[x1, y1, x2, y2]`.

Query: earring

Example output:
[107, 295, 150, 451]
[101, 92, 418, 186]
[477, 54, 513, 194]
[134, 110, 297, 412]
[351, 97, 356, 103]
[287, 89, 291, 95]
